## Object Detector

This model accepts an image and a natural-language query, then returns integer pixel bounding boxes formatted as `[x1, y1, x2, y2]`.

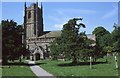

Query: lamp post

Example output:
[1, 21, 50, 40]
[113, 23, 119, 69]
[90, 56, 92, 69]
[115, 55, 118, 69]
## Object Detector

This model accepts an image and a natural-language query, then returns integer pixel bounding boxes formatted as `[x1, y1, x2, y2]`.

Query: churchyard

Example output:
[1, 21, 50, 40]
[1, 18, 120, 77]
[2, 56, 119, 77]
[37, 56, 118, 76]
[1, 2, 120, 78]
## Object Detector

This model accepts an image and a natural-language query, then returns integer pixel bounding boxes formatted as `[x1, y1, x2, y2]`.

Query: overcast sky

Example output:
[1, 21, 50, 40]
[2, 2, 118, 34]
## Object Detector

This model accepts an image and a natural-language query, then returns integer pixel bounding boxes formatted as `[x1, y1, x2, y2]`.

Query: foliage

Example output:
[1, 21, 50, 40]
[92, 25, 120, 58]
[50, 18, 95, 63]
[92, 26, 110, 37]
[2, 20, 29, 64]
[50, 37, 63, 60]
[92, 26, 112, 57]
[111, 26, 120, 53]
[103, 46, 113, 53]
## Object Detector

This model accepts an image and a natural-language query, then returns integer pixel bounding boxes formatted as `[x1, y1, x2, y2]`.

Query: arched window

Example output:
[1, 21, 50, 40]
[28, 11, 31, 19]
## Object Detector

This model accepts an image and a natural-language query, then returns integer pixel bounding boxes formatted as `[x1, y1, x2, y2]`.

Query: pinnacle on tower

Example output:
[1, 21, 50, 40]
[41, 2, 43, 9]
[36, 0, 38, 6]
[41, 2, 43, 15]
[36, 0, 38, 37]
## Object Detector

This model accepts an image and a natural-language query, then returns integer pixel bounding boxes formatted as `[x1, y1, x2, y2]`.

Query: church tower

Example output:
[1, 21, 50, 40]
[24, 2, 44, 39]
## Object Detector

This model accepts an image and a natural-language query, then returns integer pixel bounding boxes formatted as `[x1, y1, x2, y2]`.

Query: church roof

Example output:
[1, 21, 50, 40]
[38, 30, 95, 41]
[38, 31, 62, 38]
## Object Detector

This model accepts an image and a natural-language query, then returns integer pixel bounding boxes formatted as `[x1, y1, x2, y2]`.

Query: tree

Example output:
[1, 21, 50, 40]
[61, 18, 87, 63]
[50, 37, 63, 60]
[2, 20, 25, 64]
[92, 26, 111, 57]
[111, 25, 120, 53]
[92, 26, 110, 37]
[50, 18, 95, 63]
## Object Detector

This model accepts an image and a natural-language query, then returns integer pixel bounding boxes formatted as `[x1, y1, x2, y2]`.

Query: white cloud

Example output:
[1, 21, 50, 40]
[102, 6, 117, 19]
[54, 23, 63, 29]
[53, 17, 87, 30]
[53, 18, 69, 30]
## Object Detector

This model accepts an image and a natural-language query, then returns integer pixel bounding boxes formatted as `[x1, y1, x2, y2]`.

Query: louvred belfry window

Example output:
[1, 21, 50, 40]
[28, 11, 31, 19]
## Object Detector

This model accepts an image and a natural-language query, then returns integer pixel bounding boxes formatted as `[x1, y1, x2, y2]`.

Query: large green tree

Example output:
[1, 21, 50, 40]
[2, 20, 27, 64]
[111, 25, 120, 53]
[50, 18, 95, 63]
[92, 26, 111, 56]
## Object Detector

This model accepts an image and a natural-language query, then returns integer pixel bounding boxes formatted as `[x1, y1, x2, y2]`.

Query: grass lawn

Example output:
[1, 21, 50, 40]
[2, 60, 36, 77]
[37, 56, 119, 76]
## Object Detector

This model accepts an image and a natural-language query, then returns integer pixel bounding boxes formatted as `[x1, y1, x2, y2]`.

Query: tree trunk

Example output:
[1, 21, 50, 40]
[19, 57, 21, 62]
[72, 57, 78, 64]
[72, 52, 78, 64]
[2, 57, 7, 65]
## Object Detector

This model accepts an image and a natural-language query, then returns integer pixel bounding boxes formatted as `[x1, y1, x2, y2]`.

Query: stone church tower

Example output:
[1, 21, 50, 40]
[24, 2, 43, 39]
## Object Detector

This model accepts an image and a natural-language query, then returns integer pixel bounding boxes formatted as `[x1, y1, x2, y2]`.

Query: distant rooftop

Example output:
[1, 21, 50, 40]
[38, 31, 62, 38]
[37, 31, 95, 41]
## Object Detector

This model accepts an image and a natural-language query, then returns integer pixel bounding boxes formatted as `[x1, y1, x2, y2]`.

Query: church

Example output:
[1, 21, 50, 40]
[22, 2, 95, 61]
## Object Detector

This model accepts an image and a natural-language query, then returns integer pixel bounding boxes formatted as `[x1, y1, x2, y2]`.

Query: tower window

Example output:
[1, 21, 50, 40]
[28, 11, 31, 19]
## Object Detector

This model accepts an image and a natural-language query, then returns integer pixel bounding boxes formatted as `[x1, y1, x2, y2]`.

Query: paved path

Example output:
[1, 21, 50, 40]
[28, 61, 54, 77]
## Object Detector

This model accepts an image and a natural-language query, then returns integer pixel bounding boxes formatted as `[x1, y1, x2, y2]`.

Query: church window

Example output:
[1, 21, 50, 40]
[28, 11, 31, 19]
